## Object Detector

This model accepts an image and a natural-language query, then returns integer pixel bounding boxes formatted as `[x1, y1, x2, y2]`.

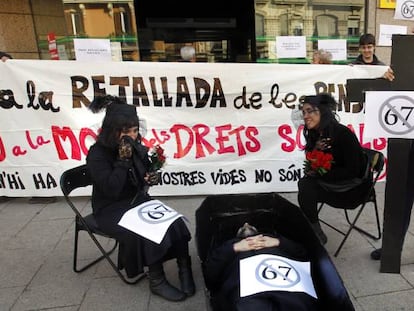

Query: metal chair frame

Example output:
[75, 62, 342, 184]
[60, 164, 146, 285]
[318, 148, 384, 257]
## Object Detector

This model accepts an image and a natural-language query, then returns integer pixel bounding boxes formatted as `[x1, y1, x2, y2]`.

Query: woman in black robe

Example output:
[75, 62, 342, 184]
[86, 95, 195, 301]
[297, 93, 371, 244]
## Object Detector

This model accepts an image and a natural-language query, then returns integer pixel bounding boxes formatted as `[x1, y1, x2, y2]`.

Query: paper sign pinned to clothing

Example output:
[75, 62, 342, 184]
[118, 200, 185, 244]
[239, 254, 317, 299]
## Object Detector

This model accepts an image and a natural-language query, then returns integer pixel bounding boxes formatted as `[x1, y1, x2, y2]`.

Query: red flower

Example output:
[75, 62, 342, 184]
[304, 150, 334, 176]
[150, 145, 167, 171]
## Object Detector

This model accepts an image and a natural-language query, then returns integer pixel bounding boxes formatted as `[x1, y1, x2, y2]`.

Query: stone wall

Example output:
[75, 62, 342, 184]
[368, 1, 414, 65]
[0, 0, 66, 59]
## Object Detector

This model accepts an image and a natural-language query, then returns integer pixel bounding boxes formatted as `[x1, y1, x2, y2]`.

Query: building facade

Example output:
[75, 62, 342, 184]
[0, 0, 412, 64]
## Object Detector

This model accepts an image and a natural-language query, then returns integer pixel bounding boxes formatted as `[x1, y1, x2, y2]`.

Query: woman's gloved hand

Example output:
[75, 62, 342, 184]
[304, 169, 317, 177]
[118, 135, 133, 161]
[315, 138, 332, 151]
[146, 171, 160, 186]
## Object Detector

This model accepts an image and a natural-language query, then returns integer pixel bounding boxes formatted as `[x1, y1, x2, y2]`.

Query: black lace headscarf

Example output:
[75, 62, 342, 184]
[88, 95, 140, 149]
[89, 95, 151, 201]
[302, 93, 339, 152]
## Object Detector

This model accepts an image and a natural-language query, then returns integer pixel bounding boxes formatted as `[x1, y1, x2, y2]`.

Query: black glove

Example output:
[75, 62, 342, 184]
[118, 136, 133, 161]
[315, 138, 332, 151]
[147, 171, 160, 186]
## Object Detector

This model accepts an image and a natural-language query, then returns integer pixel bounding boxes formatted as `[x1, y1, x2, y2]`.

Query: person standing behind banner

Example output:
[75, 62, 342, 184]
[204, 223, 318, 311]
[0, 51, 12, 62]
[297, 93, 371, 245]
[180, 45, 196, 62]
[312, 49, 332, 64]
[351, 33, 394, 81]
[86, 95, 195, 301]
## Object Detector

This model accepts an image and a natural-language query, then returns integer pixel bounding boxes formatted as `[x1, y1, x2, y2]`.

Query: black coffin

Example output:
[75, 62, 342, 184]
[195, 192, 354, 311]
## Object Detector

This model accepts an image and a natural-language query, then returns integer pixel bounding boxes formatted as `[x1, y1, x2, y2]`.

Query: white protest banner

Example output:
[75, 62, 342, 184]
[0, 60, 387, 196]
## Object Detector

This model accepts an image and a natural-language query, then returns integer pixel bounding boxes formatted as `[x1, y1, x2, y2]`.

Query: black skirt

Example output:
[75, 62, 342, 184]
[95, 198, 191, 278]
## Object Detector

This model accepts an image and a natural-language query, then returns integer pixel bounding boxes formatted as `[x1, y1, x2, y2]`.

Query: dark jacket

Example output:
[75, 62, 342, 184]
[204, 234, 318, 311]
[319, 123, 367, 183]
[298, 122, 371, 223]
[86, 140, 191, 278]
[351, 54, 385, 65]
[87, 140, 151, 219]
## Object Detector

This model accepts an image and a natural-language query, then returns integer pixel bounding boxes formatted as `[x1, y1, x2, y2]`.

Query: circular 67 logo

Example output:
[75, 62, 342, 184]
[255, 257, 300, 288]
[401, 1, 414, 18]
[137, 201, 178, 224]
[378, 95, 414, 135]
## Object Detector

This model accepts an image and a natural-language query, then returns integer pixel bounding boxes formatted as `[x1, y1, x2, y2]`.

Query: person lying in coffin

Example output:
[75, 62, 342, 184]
[204, 223, 318, 311]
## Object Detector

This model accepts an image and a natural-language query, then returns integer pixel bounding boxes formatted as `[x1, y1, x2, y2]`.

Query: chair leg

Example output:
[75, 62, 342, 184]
[334, 201, 381, 257]
[319, 218, 347, 236]
[73, 226, 118, 273]
[317, 203, 324, 214]
[333, 208, 365, 257]
[319, 203, 348, 236]
[88, 232, 146, 285]
[318, 199, 382, 257]
[344, 200, 381, 240]
[73, 226, 146, 285]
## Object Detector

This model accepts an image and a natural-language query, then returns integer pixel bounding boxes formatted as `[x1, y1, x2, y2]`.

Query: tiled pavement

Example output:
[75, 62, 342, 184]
[2, 182, 414, 311]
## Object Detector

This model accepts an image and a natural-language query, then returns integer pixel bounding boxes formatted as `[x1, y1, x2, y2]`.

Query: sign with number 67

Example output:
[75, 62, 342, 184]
[364, 91, 414, 139]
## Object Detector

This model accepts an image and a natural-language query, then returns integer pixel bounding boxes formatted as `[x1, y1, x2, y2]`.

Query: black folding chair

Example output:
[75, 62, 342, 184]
[60, 164, 146, 284]
[317, 148, 385, 257]
[195, 192, 355, 311]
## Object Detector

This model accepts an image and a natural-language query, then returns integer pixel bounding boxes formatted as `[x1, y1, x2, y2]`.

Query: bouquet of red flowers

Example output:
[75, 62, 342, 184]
[149, 145, 166, 171]
[304, 150, 334, 176]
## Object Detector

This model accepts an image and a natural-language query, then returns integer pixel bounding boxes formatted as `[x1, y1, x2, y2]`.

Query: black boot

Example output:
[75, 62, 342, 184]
[148, 263, 186, 301]
[311, 222, 328, 245]
[370, 248, 382, 260]
[177, 256, 196, 296]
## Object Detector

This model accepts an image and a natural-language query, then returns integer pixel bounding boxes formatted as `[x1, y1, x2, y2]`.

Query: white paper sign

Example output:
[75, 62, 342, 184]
[364, 91, 414, 139]
[110, 42, 123, 61]
[57, 44, 68, 60]
[378, 24, 407, 46]
[276, 36, 306, 58]
[394, 0, 414, 20]
[239, 254, 317, 299]
[118, 200, 185, 244]
[74, 38, 112, 62]
[317, 39, 347, 61]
